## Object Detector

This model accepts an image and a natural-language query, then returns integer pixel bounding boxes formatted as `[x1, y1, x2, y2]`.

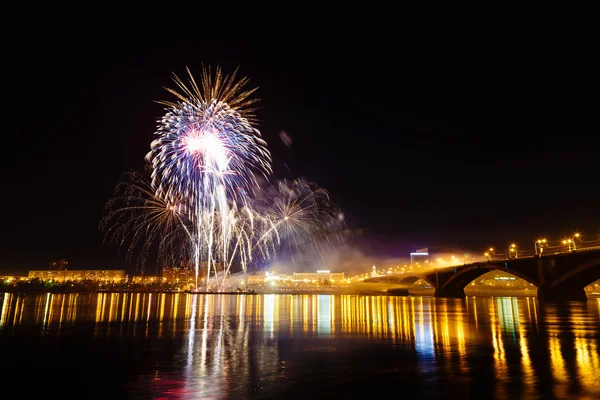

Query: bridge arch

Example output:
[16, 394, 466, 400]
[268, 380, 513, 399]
[437, 263, 538, 297]
[550, 257, 600, 289]
[395, 275, 437, 288]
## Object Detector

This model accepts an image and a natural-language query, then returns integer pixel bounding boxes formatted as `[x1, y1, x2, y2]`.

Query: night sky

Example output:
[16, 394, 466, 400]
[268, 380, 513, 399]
[4, 33, 599, 273]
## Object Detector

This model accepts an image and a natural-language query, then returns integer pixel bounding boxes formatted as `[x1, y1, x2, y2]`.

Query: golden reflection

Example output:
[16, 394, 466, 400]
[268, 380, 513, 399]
[107, 293, 115, 322]
[0, 293, 11, 328]
[456, 303, 467, 372]
[402, 297, 410, 341]
[12, 295, 22, 327]
[472, 297, 479, 329]
[490, 298, 508, 397]
[376, 296, 383, 338]
[101, 293, 107, 322]
[330, 295, 335, 336]
[440, 301, 450, 353]
[159, 293, 166, 321]
[574, 333, 600, 394]
[264, 294, 275, 336]
[410, 297, 416, 345]
[312, 294, 317, 333]
[549, 334, 568, 398]
[289, 295, 294, 333]
[415, 297, 434, 359]
[95, 294, 102, 322]
[172, 293, 179, 335]
[120, 293, 127, 322]
[432, 299, 439, 347]
[255, 294, 262, 320]
[134, 293, 140, 321]
[42, 292, 52, 329]
[517, 307, 535, 397]
[146, 293, 152, 321]
[532, 297, 538, 329]
[3, 293, 600, 399]
[58, 294, 65, 327]
[302, 295, 309, 333]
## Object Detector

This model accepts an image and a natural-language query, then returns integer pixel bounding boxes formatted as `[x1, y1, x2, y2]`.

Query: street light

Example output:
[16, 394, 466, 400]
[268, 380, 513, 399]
[573, 233, 581, 250]
[562, 233, 581, 251]
[535, 239, 547, 256]
[509, 243, 518, 259]
[484, 247, 494, 262]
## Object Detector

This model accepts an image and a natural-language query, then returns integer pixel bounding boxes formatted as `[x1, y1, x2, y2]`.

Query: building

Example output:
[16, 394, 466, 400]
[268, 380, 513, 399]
[162, 266, 195, 284]
[49, 258, 68, 270]
[292, 270, 344, 282]
[1, 275, 28, 283]
[28, 269, 125, 283]
[370, 265, 387, 277]
[410, 248, 429, 267]
[131, 275, 159, 284]
[246, 271, 291, 285]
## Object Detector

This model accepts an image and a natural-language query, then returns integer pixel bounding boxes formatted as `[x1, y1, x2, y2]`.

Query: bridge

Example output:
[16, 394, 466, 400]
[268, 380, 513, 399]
[359, 249, 600, 301]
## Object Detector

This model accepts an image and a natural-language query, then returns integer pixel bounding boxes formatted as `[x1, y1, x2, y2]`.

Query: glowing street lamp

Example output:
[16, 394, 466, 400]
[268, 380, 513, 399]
[509, 243, 518, 259]
[484, 247, 494, 262]
[562, 233, 581, 251]
[535, 239, 547, 256]
[449, 255, 456, 267]
[572, 233, 581, 250]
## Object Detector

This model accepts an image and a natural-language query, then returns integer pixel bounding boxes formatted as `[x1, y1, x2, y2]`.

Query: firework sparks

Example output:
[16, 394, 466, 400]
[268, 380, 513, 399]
[102, 66, 345, 290]
[145, 66, 271, 289]
[100, 170, 192, 274]
[252, 178, 345, 266]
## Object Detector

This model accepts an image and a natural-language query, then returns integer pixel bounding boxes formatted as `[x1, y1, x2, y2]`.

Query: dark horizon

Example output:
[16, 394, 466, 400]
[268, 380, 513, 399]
[3, 33, 599, 275]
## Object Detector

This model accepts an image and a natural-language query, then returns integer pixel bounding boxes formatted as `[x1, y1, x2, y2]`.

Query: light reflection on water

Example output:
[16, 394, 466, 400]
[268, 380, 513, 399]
[1, 293, 599, 399]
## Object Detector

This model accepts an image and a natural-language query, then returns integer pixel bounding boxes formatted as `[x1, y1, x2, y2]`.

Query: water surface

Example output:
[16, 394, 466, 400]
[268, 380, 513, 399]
[1, 293, 599, 399]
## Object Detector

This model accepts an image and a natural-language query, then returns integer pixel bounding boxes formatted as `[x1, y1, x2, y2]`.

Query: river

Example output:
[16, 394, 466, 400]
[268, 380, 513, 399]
[1, 293, 599, 399]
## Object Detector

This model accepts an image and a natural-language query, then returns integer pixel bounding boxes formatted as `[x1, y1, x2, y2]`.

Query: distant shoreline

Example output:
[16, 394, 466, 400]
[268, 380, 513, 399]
[1, 289, 598, 298]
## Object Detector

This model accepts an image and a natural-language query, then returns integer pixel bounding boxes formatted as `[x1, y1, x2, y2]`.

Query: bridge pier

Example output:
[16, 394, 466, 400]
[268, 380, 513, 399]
[385, 288, 411, 296]
[434, 287, 466, 299]
[537, 285, 588, 302]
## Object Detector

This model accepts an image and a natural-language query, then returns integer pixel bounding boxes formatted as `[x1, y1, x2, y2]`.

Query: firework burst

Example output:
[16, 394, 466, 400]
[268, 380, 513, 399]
[100, 170, 192, 274]
[103, 66, 345, 289]
[145, 66, 271, 288]
[253, 178, 345, 265]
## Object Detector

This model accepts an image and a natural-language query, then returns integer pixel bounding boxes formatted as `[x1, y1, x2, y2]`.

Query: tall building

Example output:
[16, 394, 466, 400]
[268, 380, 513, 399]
[49, 258, 68, 270]
[410, 248, 429, 267]
[162, 266, 195, 284]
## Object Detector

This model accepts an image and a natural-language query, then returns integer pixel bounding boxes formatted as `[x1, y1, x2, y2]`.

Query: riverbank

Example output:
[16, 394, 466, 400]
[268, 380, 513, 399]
[1, 286, 598, 298]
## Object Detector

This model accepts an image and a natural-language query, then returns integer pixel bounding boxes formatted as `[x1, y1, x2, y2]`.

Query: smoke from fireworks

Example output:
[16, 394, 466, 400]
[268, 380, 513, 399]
[252, 178, 345, 266]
